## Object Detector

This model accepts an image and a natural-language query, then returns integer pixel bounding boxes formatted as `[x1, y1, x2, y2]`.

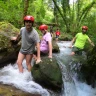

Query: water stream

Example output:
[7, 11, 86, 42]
[57, 41, 96, 96]
[0, 41, 96, 96]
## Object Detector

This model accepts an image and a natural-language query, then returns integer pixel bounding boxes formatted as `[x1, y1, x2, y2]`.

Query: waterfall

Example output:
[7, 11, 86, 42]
[56, 41, 96, 96]
[0, 61, 50, 96]
[0, 41, 96, 96]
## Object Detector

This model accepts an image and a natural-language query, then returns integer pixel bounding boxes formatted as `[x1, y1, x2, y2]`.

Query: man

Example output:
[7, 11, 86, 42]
[11, 15, 41, 73]
[70, 26, 95, 55]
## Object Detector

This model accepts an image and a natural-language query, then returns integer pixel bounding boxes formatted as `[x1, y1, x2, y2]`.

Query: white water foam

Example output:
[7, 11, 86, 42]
[57, 41, 96, 96]
[0, 41, 96, 96]
[74, 77, 96, 96]
[0, 60, 50, 96]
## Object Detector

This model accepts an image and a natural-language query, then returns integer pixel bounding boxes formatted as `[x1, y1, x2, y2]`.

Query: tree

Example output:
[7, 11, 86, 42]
[23, 0, 29, 17]
[52, 0, 96, 33]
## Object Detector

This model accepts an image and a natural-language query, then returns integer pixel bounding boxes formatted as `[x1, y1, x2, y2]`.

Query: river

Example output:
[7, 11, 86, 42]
[0, 41, 96, 96]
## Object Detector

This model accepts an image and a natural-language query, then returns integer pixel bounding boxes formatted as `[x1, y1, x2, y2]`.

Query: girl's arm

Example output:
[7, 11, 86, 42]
[48, 40, 52, 58]
[36, 42, 41, 63]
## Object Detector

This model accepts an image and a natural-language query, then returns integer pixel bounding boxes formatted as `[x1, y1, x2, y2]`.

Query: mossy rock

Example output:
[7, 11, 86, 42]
[0, 21, 19, 50]
[0, 21, 19, 35]
[52, 40, 60, 53]
[0, 22, 20, 66]
[80, 46, 96, 87]
[31, 56, 63, 91]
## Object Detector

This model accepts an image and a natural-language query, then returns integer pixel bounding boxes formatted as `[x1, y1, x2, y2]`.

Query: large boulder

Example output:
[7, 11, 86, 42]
[31, 56, 63, 91]
[0, 22, 20, 66]
[80, 46, 96, 87]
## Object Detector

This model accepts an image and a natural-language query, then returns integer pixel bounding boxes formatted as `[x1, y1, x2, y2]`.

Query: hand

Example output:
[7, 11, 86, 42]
[10, 37, 17, 41]
[48, 55, 52, 58]
[48, 56, 52, 61]
[69, 45, 73, 48]
[36, 59, 42, 64]
[10, 37, 18, 45]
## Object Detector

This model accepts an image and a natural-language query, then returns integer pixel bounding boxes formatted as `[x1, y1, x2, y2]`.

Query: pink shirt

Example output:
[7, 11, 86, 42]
[40, 32, 52, 53]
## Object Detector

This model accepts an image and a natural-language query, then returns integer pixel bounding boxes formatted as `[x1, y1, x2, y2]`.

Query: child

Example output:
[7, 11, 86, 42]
[34, 24, 52, 60]
[55, 29, 60, 41]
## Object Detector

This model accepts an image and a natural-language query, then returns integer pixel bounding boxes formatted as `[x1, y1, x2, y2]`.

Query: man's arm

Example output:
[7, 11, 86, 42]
[88, 38, 95, 47]
[69, 37, 76, 48]
[11, 33, 21, 41]
[10, 34, 21, 45]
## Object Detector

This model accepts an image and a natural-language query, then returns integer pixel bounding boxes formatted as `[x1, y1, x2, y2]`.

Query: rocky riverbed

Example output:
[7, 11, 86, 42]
[0, 84, 41, 96]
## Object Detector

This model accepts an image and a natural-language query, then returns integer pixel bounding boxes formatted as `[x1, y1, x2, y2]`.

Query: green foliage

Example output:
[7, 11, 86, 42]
[0, 0, 23, 28]
[42, 10, 54, 23]
[0, 0, 54, 28]
[0, 0, 96, 43]
[28, 0, 46, 22]
[52, 0, 96, 34]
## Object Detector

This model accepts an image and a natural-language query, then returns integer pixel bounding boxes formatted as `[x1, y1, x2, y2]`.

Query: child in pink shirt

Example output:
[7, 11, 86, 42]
[39, 24, 52, 59]
[40, 32, 52, 53]
[33, 24, 52, 61]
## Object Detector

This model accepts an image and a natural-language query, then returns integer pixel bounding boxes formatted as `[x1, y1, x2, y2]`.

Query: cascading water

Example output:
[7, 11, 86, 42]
[0, 41, 96, 96]
[0, 62, 50, 96]
[56, 41, 96, 96]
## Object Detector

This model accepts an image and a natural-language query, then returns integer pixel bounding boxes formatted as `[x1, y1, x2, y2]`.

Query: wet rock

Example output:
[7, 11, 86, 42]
[80, 46, 96, 87]
[0, 84, 41, 96]
[0, 22, 20, 66]
[52, 40, 60, 53]
[69, 46, 96, 88]
[31, 56, 63, 91]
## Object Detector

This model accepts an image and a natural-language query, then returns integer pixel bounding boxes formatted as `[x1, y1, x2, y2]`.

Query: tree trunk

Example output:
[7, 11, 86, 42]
[23, 0, 29, 17]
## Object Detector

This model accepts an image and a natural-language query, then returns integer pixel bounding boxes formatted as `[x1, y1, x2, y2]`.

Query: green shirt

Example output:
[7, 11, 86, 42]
[74, 33, 89, 49]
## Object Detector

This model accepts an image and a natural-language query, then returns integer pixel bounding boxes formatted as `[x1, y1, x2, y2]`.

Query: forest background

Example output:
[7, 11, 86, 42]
[0, 0, 96, 43]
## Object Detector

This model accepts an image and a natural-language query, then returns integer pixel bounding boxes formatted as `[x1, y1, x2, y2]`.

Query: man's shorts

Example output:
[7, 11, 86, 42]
[72, 46, 83, 55]
[33, 50, 47, 56]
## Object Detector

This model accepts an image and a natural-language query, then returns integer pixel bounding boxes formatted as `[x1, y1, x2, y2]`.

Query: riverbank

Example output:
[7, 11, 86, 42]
[0, 84, 41, 96]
